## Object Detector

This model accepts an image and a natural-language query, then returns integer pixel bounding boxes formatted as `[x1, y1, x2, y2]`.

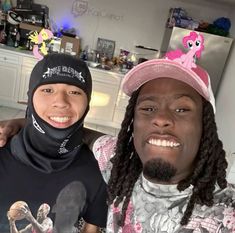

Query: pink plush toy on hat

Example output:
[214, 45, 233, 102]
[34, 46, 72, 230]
[165, 31, 204, 69]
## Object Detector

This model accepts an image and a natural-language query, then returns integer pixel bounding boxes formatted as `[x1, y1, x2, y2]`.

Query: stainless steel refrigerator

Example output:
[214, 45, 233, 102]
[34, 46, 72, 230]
[159, 27, 233, 96]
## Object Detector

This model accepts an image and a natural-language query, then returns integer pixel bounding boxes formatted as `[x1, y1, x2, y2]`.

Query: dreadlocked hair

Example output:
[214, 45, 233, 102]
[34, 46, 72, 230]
[107, 89, 142, 226]
[178, 100, 228, 225]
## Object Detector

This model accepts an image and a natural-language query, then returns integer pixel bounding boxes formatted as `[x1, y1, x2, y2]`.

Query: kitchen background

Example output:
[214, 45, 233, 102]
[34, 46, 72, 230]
[1, 0, 235, 181]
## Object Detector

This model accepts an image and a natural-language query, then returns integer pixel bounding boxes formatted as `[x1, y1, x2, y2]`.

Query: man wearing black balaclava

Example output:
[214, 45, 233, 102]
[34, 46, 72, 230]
[0, 53, 107, 233]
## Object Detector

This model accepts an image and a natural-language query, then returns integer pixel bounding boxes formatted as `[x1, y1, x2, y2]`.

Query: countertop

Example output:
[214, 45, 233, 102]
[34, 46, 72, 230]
[0, 44, 126, 76]
[0, 43, 35, 58]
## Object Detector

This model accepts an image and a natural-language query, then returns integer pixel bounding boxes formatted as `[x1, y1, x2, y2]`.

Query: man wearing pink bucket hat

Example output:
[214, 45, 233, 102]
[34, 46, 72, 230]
[1, 32, 235, 232]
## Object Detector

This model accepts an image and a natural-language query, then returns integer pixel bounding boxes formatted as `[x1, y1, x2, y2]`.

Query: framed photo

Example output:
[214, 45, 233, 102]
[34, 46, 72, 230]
[96, 38, 115, 59]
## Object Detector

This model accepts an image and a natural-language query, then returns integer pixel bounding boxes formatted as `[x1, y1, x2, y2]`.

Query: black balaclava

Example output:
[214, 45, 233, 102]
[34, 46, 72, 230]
[10, 53, 92, 173]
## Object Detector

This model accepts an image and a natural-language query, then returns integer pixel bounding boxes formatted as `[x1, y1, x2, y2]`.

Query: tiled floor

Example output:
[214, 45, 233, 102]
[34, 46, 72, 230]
[0, 106, 26, 121]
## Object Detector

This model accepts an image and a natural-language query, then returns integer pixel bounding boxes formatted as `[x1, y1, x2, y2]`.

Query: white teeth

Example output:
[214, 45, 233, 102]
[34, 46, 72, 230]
[149, 139, 180, 148]
[50, 116, 70, 123]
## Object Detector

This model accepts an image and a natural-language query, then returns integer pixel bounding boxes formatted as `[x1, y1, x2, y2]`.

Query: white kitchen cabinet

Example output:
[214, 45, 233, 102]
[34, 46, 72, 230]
[18, 57, 38, 104]
[0, 49, 21, 108]
[86, 69, 122, 127]
[113, 89, 129, 126]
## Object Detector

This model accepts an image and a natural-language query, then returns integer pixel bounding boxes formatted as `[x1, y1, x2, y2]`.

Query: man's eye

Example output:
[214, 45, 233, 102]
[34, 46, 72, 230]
[69, 91, 82, 95]
[141, 107, 156, 112]
[41, 89, 53, 93]
[175, 108, 189, 113]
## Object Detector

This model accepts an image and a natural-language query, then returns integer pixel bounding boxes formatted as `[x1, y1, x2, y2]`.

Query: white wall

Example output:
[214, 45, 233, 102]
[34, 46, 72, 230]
[216, 8, 235, 155]
[215, 9, 235, 182]
[12, 0, 233, 56]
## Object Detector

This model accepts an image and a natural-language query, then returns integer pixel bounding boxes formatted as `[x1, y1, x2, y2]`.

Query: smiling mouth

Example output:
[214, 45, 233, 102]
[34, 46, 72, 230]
[148, 139, 180, 148]
[49, 116, 71, 123]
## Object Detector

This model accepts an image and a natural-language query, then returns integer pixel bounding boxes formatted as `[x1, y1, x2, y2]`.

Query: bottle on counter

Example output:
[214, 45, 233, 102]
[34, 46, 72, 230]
[14, 31, 20, 48]
[95, 52, 100, 63]
[80, 45, 89, 60]
[80, 49, 88, 60]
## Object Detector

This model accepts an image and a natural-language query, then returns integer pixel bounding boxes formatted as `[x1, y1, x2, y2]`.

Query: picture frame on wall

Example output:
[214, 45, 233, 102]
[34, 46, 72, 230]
[96, 38, 115, 59]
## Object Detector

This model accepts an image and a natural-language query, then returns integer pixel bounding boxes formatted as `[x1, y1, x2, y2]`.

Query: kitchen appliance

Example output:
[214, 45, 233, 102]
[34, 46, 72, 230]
[159, 27, 233, 96]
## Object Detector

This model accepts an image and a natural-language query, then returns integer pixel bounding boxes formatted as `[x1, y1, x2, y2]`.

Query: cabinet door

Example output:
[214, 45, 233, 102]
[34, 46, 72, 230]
[0, 62, 20, 105]
[85, 69, 121, 126]
[86, 80, 119, 123]
[113, 90, 130, 126]
[18, 65, 33, 104]
[18, 57, 38, 104]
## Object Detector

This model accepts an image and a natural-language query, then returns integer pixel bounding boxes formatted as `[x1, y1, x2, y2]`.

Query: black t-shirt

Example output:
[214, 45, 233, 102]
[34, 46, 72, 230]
[0, 142, 108, 233]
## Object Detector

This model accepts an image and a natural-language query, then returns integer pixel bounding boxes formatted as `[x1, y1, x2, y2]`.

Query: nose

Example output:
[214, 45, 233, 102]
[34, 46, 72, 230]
[52, 92, 69, 108]
[151, 109, 174, 128]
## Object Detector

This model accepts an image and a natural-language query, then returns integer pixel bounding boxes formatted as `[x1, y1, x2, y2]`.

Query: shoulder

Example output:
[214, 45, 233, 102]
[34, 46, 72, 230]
[92, 135, 117, 182]
[0, 141, 15, 164]
[214, 183, 235, 201]
[0, 141, 11, 152]
[92, 135, 117, 166]
[43, 217, 53, 228]
[185, 185, 235, 232]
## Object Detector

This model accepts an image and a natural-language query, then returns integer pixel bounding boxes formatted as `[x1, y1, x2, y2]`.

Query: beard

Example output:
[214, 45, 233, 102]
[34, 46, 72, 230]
[143, 158, 177, 182]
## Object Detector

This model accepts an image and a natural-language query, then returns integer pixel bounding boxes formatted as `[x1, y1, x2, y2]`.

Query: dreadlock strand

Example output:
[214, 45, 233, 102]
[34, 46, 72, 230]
[180, 192, 197, 225]
[107, 94, 137, 203]
[119, 154, 142, 226]
[108, 90, 140, 206]
[179, 101, 228, 225]
[215, 140, 227, 189]
[178, 101, 212, 191]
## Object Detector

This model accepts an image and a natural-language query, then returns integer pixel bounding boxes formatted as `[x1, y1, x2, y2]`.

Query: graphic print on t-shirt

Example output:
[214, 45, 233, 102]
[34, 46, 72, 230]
[4, 181, 86, 233]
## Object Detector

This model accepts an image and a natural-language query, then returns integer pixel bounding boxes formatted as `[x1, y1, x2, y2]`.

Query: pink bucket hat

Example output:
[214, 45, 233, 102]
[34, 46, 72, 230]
[121, 58, 215, 112]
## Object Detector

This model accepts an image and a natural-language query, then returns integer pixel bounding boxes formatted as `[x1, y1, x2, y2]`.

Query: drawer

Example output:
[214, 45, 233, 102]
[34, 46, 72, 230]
[0, 53, 20, 65]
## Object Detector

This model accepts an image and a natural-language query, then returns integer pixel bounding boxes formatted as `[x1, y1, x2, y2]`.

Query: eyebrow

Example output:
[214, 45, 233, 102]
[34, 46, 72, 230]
[136, 93, 198, 105]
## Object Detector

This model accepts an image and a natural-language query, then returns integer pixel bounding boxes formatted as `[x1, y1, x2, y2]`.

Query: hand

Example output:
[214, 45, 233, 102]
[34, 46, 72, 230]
[0, 118, 25, 147]
[29, 31, 39, 44]
[21, 205, 33, 221]
[7, 211, 15, 223]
